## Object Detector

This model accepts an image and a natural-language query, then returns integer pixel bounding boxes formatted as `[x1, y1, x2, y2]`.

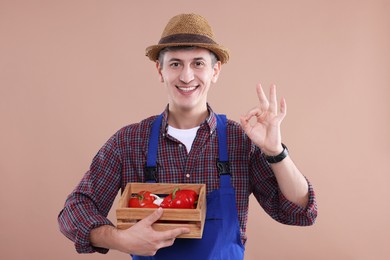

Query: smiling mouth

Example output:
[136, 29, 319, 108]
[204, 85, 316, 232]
[176, 85, 199, 92]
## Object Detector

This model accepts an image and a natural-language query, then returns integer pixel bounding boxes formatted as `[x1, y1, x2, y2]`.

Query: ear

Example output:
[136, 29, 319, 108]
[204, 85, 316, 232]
[156, 61, 164, 82]
[211, 61, 222, 83]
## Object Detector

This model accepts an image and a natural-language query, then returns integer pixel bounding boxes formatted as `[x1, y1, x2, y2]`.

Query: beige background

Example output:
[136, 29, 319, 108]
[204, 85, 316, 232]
[1, 0, 389, 259]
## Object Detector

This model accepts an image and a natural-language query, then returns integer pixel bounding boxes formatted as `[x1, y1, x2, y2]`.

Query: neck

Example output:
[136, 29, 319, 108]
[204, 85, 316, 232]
[168, 105, 209, 129]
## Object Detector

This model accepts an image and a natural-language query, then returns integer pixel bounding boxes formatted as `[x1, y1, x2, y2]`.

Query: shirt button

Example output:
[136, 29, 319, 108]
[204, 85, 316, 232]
[179, 144, 183, 147]
[186, 174, 190, 178]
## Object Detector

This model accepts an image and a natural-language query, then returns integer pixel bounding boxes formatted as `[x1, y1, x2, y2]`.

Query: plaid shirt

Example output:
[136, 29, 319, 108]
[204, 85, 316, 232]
[58, 105, 317, 254]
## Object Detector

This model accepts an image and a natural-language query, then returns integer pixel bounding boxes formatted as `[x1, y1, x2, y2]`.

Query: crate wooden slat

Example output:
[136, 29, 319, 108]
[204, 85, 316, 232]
[116, 183, 206, 239]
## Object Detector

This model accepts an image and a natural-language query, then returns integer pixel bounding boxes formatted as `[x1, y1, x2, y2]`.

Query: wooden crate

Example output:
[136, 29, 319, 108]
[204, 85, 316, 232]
[116, 183, 206, 239]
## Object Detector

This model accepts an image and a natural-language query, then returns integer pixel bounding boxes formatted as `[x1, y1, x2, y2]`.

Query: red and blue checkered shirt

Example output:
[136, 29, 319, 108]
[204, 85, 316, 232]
[58, 105, 317, 254]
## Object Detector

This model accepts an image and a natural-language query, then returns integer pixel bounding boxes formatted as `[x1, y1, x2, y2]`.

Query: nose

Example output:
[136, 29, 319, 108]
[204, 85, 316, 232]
[179, 65, 194, 84]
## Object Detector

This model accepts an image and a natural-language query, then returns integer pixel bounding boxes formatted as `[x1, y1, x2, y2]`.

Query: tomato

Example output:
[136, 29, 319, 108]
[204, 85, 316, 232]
[142, 203, 159, 208]
[128, 191, 157, 208]
[160, 188, 198, 209]
[177, 189, 198, 207]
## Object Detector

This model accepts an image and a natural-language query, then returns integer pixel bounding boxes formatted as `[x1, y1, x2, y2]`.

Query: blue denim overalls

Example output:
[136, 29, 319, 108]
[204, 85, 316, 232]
[132, 114, 245, 260]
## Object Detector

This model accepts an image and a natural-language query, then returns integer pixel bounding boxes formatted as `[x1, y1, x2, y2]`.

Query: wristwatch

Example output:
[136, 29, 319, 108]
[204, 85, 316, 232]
[264, 143, 289, 164]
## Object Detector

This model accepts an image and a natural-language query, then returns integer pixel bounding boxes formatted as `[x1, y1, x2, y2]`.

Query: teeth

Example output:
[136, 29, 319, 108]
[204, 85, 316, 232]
[178, 86, 197, 92]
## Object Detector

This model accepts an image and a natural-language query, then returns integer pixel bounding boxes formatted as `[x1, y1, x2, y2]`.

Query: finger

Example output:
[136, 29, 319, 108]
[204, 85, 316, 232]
[240, 107, 263, 131]
[240, 115, 252, 134]
[239, 115, 247, 127]
[157, 227, 190, 248]
[269, 84, 278, 114]
[159, 238, 176, 248]
[164, 227, 190, 239]
[256, 84, 269, 112]
[243, 107, 262, 121]
[278, 97, 287, 120]
[140, 207, 163, 226]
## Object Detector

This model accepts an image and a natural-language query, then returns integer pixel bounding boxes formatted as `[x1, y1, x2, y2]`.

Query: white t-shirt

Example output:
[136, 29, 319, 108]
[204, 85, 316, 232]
[167, 125, 200, 153]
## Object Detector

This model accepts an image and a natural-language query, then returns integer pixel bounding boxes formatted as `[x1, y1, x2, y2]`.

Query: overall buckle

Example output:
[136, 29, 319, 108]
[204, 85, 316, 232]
[144, 166, 158, 182]
[216, 160, 230, 176]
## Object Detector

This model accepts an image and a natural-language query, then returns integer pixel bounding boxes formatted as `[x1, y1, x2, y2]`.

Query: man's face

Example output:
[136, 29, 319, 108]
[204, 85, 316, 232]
[156, 48, 221, 113]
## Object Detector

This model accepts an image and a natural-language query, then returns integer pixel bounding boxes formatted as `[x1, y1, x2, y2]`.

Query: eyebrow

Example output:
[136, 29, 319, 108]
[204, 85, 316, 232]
[167, 57, 207, 63]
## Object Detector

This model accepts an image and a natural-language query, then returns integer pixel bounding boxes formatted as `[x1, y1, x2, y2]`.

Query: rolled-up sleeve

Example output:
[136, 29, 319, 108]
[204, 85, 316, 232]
[276, 179, 317, 225]
[251, 148, 318, 226]
[58, 133, 122, 253]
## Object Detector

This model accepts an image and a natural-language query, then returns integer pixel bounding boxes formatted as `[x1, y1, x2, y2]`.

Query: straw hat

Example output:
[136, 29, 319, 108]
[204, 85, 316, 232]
[145, 13, 230, 64]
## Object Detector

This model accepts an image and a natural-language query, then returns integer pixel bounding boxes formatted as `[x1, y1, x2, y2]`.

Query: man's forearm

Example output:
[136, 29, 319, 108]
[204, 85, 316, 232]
[270, 156, 309, 208]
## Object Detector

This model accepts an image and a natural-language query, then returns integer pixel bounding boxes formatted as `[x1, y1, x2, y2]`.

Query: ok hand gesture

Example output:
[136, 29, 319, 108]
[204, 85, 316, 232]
[240, 84, 286, 156]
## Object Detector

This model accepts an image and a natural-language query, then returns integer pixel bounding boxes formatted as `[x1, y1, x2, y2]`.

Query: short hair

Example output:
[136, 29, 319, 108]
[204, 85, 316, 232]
[158, 46, 219, 68]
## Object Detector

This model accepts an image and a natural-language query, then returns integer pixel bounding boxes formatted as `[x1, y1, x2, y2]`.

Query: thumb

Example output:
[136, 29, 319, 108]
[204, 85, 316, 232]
[140, 207, 163, 226]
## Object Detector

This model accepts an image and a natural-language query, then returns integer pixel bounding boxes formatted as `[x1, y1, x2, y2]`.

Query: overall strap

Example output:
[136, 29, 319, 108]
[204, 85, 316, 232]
[215, 114, 229, 164]
[215, 114, 231, 188]
[144, 114, 163, 183]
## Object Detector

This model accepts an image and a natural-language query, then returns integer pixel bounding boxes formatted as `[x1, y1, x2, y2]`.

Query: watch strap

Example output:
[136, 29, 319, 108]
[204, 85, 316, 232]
[264, 143, 289, 164]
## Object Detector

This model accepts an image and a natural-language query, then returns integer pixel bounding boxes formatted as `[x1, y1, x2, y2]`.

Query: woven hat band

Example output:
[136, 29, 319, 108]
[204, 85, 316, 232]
[158, 34, 216, 45]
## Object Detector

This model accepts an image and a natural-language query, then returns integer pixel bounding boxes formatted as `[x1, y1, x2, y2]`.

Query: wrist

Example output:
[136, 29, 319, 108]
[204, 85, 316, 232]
[264, 143, 289, 164]
[90, 225, 123, 252]
[263, 144, 284, 156]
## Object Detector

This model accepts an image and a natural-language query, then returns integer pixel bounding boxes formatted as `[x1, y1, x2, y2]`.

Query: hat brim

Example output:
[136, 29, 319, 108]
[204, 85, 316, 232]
[145, 43, 230, 64]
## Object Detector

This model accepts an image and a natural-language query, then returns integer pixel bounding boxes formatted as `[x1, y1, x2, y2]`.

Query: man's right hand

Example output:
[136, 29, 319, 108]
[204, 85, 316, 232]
[90, 207, 190, 256]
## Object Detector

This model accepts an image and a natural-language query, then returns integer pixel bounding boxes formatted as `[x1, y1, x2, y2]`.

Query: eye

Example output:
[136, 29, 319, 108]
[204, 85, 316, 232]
[194, 61, 205, 67]
[169, 62, 181, 68]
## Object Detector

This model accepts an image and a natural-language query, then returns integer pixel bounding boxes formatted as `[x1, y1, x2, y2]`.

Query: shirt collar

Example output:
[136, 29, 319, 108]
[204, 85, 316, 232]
[161, 104, 217, 135]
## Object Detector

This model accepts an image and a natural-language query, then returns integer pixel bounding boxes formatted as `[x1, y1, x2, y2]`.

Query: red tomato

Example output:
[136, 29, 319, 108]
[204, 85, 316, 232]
[128, 191, 156, 208]
[160, 188, 198, 209]
[176, 189, 198, 207]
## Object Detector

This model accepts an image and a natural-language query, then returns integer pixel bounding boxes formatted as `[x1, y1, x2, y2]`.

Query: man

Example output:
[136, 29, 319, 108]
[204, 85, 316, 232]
[58, 13, 317, 259]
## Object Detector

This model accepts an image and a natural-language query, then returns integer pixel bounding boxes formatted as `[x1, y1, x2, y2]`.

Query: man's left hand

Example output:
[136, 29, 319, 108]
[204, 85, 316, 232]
[240, 83, 286, 156]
